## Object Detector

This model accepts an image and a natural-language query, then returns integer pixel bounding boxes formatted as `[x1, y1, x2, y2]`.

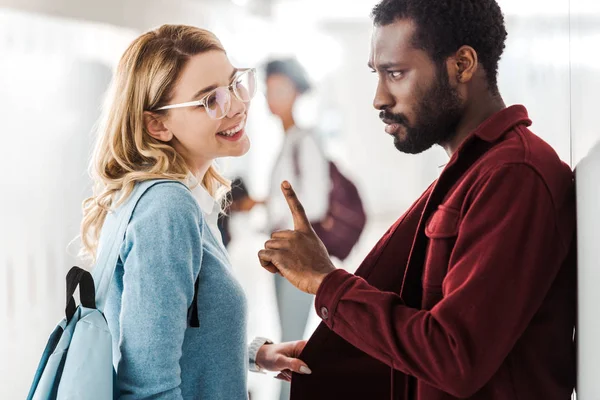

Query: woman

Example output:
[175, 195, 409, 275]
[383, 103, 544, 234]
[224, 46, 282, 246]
[80, 25, 309, 399]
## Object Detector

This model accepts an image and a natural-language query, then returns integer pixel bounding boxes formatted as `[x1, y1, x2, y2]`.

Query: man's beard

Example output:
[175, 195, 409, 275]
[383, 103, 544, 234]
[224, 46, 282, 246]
[380, 67, 464, 155]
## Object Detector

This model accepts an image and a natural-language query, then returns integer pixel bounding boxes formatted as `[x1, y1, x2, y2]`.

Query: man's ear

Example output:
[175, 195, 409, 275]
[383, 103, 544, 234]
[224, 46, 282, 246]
[143, 111, 173, 142]
[448, 45, 479, 85]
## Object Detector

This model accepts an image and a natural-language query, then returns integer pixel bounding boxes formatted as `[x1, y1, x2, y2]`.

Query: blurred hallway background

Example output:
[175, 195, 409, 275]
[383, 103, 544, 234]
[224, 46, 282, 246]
[0, 0, 599, 398]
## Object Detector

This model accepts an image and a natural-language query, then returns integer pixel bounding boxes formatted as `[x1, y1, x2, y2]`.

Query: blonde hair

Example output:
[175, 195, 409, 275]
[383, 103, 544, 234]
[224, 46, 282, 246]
[81, 24, 230, 261]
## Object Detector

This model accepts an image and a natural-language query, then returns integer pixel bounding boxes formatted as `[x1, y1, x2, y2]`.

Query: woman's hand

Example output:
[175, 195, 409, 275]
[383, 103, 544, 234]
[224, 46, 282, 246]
[255, 340, 311, 382]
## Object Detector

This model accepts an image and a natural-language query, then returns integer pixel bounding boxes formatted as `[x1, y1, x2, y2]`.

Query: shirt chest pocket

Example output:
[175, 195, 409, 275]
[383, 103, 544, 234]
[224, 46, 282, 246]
[423, 205, 460, 291]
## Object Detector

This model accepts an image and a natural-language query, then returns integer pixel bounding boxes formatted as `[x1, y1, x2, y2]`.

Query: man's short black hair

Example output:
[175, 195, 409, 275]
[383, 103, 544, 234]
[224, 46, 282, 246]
[265, 58, 312, 94]
[372, 0, 507, 93]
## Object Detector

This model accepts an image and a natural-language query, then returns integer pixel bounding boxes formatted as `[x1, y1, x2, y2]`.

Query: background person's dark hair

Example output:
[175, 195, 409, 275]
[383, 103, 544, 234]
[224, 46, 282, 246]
[230, 177, 249, 203]
[218, 177, 249, 248]
[265, 58, 312, 94]
[371, 0, 507, 95]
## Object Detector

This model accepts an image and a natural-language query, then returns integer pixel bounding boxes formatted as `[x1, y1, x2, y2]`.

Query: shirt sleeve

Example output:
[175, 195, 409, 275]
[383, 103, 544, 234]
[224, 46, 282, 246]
[116, 183, 203, 399]
[314, 163, 574, 398]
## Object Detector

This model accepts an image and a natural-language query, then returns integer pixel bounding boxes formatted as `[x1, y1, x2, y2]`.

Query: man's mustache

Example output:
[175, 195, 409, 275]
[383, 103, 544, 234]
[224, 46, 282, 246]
[379, 111, 407, 125]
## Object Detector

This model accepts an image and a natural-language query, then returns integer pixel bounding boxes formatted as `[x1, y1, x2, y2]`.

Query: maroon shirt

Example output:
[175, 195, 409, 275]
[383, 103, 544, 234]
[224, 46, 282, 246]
[292, 105, 576, 400]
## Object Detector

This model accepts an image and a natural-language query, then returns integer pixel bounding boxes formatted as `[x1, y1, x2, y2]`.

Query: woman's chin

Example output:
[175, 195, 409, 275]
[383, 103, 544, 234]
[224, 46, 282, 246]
[224, 135, 251, 158]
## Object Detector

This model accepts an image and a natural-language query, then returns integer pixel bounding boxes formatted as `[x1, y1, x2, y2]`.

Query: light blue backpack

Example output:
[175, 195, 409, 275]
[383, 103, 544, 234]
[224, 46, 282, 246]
[27, 180, 180, 400]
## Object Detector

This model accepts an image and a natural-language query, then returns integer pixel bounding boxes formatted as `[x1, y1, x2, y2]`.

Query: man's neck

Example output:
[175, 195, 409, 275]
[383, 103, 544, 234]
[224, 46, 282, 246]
[281, 114, 296, 133]
[442, 94, 506, 157]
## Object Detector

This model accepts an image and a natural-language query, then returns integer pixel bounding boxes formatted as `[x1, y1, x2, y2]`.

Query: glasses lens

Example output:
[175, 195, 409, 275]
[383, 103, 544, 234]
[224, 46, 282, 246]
[233, 69, 257, 102]
[205, 87, 230, 119]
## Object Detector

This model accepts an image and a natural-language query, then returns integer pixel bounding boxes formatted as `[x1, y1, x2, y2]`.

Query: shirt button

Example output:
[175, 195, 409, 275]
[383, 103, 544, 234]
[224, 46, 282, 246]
[320, 306, 329, 320]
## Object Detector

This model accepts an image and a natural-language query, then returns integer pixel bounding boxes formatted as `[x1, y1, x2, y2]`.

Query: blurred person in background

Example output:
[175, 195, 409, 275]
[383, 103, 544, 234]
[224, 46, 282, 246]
[217, 176, 255, 247]
[221, 175, 284, 400]
[258, 0, 577, 399]
[263, 58, 330, 400]
[80, 24, 310, 399]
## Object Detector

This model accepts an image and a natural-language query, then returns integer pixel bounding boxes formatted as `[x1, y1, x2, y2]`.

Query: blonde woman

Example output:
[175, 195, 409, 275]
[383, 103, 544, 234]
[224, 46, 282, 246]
[81, 25, 310, 399]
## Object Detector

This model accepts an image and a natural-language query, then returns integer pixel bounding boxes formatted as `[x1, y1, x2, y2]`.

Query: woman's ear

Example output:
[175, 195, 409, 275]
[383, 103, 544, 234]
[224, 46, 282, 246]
[143, 111, 173, 142]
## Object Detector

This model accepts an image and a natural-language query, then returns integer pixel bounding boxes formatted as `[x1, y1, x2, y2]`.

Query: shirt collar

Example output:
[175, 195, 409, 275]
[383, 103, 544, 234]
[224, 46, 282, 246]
[472, 104, 532, 143]
[285, 125, 309, 139]
[186, 174, 220, 217]
[441, 105, 532, 170]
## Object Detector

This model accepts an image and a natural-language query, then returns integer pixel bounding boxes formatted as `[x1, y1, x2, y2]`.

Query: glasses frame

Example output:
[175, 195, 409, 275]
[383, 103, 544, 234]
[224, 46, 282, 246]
[154, 68, 256, 120]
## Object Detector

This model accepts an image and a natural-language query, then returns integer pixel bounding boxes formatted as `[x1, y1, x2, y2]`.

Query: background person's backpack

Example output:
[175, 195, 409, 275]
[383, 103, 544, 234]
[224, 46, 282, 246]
[292, 141, 367, 260]
[27, 180, 195, 400]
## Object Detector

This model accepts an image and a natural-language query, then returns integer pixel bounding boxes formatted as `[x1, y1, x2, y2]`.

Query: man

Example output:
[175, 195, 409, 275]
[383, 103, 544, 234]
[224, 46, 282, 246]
[257, 0, 576, 399]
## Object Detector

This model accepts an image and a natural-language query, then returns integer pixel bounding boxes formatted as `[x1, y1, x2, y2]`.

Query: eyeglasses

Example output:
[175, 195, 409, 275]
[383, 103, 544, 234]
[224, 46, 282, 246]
[154, 68, 257, 120]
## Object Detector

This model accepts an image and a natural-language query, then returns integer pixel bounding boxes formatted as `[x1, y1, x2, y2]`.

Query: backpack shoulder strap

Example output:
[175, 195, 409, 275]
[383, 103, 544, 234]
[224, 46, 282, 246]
[92, 179, 186, 312]
[291, 138, 301, 178]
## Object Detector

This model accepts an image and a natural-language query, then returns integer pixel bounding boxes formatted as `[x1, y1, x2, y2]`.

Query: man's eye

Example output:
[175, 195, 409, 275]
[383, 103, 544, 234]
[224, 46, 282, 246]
[388, 71, 404, 79]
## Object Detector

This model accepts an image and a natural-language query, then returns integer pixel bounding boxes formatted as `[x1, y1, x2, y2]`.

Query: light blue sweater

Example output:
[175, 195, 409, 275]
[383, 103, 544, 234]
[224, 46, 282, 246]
[101, 181, 248, 399]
